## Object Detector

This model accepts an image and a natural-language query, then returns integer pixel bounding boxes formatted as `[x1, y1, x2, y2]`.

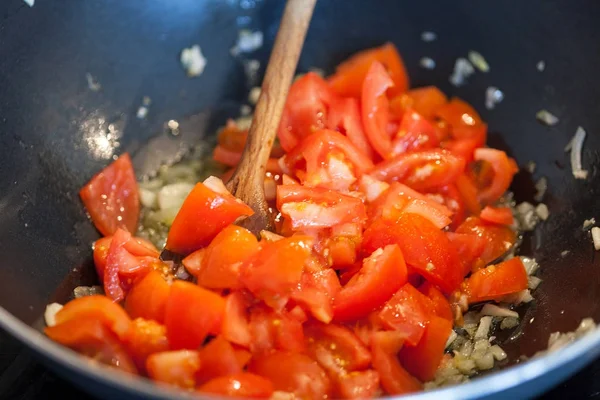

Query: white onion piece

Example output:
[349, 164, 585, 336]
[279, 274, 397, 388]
[480, 303, 519, 318]
[570, 126, 588, 179]
[521, 256, 540, 276]
[475, 316, 493, 339]
[592, 227, 600, 251]
[445, 330, 458, 349]
[536, 203, 549, 221]
[203, 176, 229, 194]
[528, 276, 543, 290]
[536, 110, 559, 126]
[490, 345, 508, 361]
[468, 51, 490, 72]
[44, 303, 63, 327]
[260, 230, 284, 242]
[139, 188, 157, 209]
[158, 183, 194, 211]
[180, 45, 207, 77]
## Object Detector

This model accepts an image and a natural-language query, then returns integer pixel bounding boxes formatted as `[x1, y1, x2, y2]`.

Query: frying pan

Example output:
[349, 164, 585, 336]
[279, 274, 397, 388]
[1, 0, 600, 398]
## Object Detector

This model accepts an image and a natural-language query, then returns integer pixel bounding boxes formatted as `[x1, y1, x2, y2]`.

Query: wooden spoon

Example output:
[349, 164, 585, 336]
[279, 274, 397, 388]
[226, 0, 317, 235]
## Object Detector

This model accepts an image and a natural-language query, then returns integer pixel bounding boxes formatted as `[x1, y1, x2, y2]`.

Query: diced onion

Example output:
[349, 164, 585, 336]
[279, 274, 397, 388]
[583, 218, 596, 230]
[419, 57, 436, 70]
[528, 275, 542, 290]
[534, 177, 548, 202]
[260, 230, 284, 242]
[536, 61, 546, 72]
[73, 286, 104, 298]
[536, 203, 549, 221]
[500, 316, 520, 330]
[180, 45, 207, 77]
[203, 176, 229, 194]
[520, 256, 540, 276]
[536, 110, 559, 126]
[570, 126, 588, 180]
[485, 87, 504, 110]
[475, 316, 493, 339]
[158, 183, 194, 211]
[44, 303, 63, 327]
[445, 330, 458, 349]
[489, 345, 507, 361]
[592, 227, 600, 251]
[468, 51, 490, 72]
[139, 188, 157, 209]
[449, 58, 474, 87]
[480, 303, 519, 318]
[421, 31, 437, 42]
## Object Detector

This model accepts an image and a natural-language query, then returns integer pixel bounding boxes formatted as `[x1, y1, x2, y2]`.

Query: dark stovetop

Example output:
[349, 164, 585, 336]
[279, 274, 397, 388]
[0, 329, 599, 400]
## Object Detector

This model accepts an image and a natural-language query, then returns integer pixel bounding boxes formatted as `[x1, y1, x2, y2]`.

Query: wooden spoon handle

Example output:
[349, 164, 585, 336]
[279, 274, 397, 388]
[228, 0, 316, 193]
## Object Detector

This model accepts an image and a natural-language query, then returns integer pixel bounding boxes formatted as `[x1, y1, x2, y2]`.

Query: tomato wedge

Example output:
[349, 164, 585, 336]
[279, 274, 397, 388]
[336, 370, 380, 400]
[333, 244, 407, 322]
[390, 86, 448, 120]
[370, 149, 466, 191]
[164, 281, 225, 350]
[361, 61, 394, 159]
[248, 307, 306, 354]
[197, 336, 243, 384]
[465, 257, 528, 303]
[418, 281, 453, 321]
[327, 97, 376, 159]
[435, 97, 482, 128]
[249, 351, 332, 400]
[290, 268, 341, 323]
[80, 153, 139, 236]
[456, 216, 517, 265]
[125, 270, 171, 324]
[46, 316, 138, 374]
[473, 148, 518, 204]
[328, 43, 409, 99]
[199, 373, 274, 398]
[221, 291, 252, 348]
[183, 225, 260, 290]
[391, 109, 440, 155]
[370, 331, 421, 395]
[399, 316, 452, 381]
[123, 318, 170, 372]
[480, 205, 515, 226]
[165, 181, 254, 255]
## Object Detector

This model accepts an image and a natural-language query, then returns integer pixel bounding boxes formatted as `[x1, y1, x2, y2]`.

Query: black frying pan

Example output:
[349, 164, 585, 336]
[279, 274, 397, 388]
[1, 0, 600, 398]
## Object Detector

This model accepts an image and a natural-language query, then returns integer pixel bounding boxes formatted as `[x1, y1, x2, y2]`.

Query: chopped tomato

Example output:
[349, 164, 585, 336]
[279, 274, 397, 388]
[328, 43, 409, 99]
[248, 307, 306, 354]
[370, 331, 421, 395]
[455, 173, 481, 215]
[234, 348, 253, 369]
[240, 236, 312, 309]
[418, 282, 453, 322]
[391, 109, 440, 155]
[277, 185, 367, 230]
[213, 145, 283, 174]
[465, 257, 528, 303]
[473, 148, 519, 204]
[277, 72, 335, 152]
[249, 351, 332, 400]
[217, 119, 248, 152]
[94, 233, 159, 282]
[327, 236, 359, 268]
[146, 350, 201, 389]
[435, 97, 482, 128]
[370, 149, 466, 191]
[80, 153, 139, 236]
[54, 295, 131, 339]
[446, 231, 487, 274]
[363, 213, 463, 294]
[456, 216, 517, 265]
[334, 244, 407, 322]
[45, 316, 138, 374]
[399, 316, 452, 381]
[164, 281, 225, 350]
[290, 268, 341, 323]
[305, 322, 372, 376]
[103, 228, 135, 301]
[123, 318, 170, 372]
[480, 205, 515, 226]
[125, 270, 171, 324]
[222, 291, 252, 348]
[198, 373, 274, 398]
[378, 283, 433, 346]
[197, 336, 243, 384]
[336, 370, 380, 399]
[327, 97, 376, 159]
[165, 182, 254, 255]
[183, 225, 260, 290]
[361, 61, 394, 159]
[390, 86, 447, 120]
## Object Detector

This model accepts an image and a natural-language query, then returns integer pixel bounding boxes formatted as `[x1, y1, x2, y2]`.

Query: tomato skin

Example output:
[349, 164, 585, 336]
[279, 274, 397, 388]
[125, 270, 171, 324]
[370, 149, 466, 191]
[197, 336, 243, 384]
[480, 205, 515, 226]
[363, 213, 463, 294]
[278, 72, 335, 152]
[123, 318, 170, 373]
[240, 236, 312, 309]
[80, 153, 139, 236]
[473, 148, 518, 204]
[198, 373, 275, 398]
[361, 61, 394, 159]
[249, 351, 332, 400]
[333, 244, 408, 322]
[328, 42, 409, 99]
[456, 216, 517, 265]
[378, 283, 432, 346]
[399, 316, 452, 381]
[146, 350, 201, 389]
[222, 291, 252, 348]
[327, 97, 376, 159]
[277, 185, 367, 230]
[45, 316, 138, 374]
[164, 281, 225, 350]
[370, 331, 421, 395]
[183, 225, 259, 290]
[336, 370, 380, 399]
[391, 109, 440, 155]
[165, 182, 254, 255]
[465, 257, 528, 303]
[55, 295, 131, 339]
[305, 322, 372, 376]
